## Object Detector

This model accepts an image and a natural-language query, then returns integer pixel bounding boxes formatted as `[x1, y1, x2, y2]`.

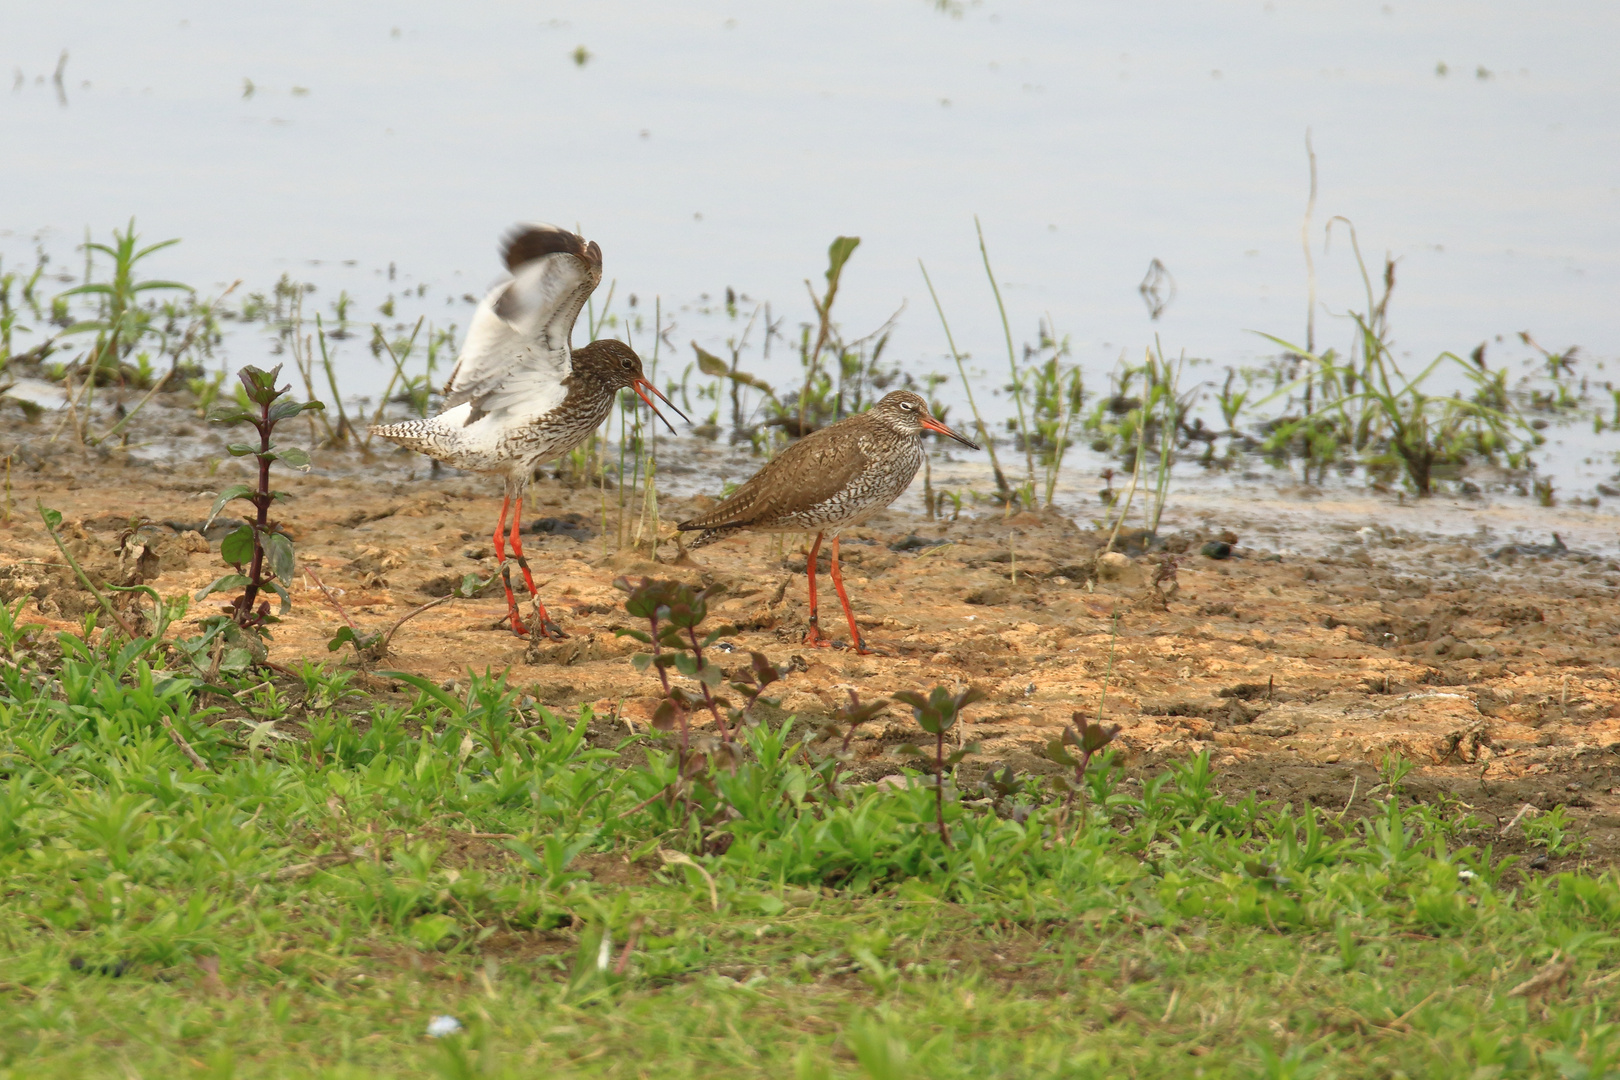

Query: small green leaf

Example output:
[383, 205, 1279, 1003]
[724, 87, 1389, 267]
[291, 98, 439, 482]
[264, 530, 295, 584]
[1080, 722, 1120, 754]
[206, 406, 254, 426]
[614, 627, 653, 644]
[220, 525, 255, 567]
[825, 235, 861, 288]
[276, 446, 311, 470]
[225, 443, 258, 457]
[630, 653, 653, 672]
[673, 653, 699, 677]
[106, 582, 161, 604]
[692, 342, 729, 379]
[196, 573, 250, 601]
[205, 484, 256, 528]
[454, 572, 494, 598]
[696, 661, 724, 688]
[377, 670, 463, 714]
[266, 579, 292, 615]
[1045, 740, 1078, 768]
[39, 505, 63, 533]
[239, 364, 289, 406]
[269, 399, 310, 423]
[328, 626, 356, 652]
[57, 283, 115, 299]
[410, 913, 460, 949]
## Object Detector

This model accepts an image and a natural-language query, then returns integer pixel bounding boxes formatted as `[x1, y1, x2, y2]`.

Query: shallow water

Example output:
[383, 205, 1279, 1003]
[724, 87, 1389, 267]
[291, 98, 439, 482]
[5, 0, 1620, 512]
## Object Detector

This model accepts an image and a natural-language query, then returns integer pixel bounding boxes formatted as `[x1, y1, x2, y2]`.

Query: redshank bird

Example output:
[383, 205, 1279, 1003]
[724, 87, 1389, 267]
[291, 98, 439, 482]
[677, 390, 978, 654]
[372, 223, 685, 638]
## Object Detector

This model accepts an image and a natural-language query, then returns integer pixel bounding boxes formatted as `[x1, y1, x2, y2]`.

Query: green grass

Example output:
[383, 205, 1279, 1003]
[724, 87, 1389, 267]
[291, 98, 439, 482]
[5, 598, 1620, 1078]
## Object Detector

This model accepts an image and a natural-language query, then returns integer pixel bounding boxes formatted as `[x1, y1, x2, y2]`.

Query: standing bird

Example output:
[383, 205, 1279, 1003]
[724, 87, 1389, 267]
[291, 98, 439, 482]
[677, 391, 978, 654]
[372, 224, 684, 638]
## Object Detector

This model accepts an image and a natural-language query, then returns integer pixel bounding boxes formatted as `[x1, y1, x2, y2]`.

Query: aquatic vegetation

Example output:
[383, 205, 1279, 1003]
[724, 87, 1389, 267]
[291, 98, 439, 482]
[3, 213, 1599, 523]
[1255, 226, 1538, 496]
[11, 221, 230, 445]
[57, 219, 192, 385]
[976, 217, 1038, 504]
[919, 258, 1014, 503]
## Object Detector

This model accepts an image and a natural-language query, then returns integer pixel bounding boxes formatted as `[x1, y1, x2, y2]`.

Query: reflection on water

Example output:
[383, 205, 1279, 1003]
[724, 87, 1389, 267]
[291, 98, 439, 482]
[4, 0, 1619, 506]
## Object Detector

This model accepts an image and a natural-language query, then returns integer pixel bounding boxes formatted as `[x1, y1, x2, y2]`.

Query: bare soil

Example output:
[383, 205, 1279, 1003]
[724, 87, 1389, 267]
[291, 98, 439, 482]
[6, 416, 1620, 871]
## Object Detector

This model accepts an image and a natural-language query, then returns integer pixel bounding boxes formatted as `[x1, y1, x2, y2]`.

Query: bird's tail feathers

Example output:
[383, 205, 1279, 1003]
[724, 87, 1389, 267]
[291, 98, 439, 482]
[370, 416, 451, 455]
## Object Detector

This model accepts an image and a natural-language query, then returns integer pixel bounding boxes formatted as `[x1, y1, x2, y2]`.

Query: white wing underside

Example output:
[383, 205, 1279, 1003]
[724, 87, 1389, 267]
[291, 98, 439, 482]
[438, 224, 602, 433]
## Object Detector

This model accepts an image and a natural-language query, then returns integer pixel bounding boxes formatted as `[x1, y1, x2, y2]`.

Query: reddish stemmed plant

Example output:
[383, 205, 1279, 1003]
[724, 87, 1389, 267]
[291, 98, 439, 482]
[1046, 713, 1121, 835]
[894, 685, 987, 848]
[808, 689, 890, 798]
[197, 364, 323, 632]
[614, 576, 786, 788]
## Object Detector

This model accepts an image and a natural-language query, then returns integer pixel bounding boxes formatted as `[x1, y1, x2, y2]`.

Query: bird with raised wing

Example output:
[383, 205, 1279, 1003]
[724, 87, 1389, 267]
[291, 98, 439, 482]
[372, 223, 685, 638]
[677, 390, 978, 654]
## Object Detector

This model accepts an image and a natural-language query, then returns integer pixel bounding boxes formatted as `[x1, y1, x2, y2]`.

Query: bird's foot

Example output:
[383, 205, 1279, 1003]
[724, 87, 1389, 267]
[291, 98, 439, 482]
[530, 616, 569, 641]
[802, 625, 835, 649]
[505, 611, 531, 637]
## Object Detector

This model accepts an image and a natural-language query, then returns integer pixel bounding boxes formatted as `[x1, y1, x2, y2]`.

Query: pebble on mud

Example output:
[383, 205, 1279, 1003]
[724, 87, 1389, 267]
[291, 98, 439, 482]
[1097, 551, 1143, 586]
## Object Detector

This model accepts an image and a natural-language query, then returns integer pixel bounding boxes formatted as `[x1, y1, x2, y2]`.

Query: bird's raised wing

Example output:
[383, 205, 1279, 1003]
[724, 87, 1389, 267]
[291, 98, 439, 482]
[679, 428, 869, 531]
[440, 223, 603, 424]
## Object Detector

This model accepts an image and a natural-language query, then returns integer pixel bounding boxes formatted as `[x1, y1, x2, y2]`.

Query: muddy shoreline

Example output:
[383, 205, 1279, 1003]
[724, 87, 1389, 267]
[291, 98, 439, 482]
[5, 394, 1620, 873]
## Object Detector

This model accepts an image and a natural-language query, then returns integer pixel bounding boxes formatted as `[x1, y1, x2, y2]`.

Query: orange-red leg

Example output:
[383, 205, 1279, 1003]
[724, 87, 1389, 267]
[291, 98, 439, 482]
[802, 532, 831, 648]
[492, 491, 528, 636]
[507, 489, 566, 640]
[828, 534, 869, 655]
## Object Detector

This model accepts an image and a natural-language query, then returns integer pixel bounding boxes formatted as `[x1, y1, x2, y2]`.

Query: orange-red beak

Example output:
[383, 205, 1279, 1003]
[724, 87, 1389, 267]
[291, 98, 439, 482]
[920, 411, 980, 450]
[630, 377, 688, 435]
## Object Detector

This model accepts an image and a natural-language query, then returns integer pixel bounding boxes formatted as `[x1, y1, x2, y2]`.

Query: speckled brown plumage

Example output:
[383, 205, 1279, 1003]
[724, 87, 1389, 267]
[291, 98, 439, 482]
[678, 390, 978, 653]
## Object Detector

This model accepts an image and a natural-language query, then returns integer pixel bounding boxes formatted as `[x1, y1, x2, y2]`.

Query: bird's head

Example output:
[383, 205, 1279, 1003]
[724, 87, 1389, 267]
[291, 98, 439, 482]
[572, 339, 689, 433]
[871, 390, 980, 449]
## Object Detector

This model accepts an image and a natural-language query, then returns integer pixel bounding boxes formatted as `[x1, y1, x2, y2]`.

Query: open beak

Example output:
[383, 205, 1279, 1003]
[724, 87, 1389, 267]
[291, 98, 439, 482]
[920, 412, 981, 451]
[630, 377, 689, 435]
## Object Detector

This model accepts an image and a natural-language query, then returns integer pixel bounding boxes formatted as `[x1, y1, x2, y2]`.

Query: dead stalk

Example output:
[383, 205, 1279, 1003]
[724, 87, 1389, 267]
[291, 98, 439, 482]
[160, 715, 210, 771]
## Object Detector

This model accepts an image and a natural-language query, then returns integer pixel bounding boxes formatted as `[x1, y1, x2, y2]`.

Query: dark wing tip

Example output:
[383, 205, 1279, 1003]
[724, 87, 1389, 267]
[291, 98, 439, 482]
[500, 223, 602, 273]
[676, 513, 757, 534]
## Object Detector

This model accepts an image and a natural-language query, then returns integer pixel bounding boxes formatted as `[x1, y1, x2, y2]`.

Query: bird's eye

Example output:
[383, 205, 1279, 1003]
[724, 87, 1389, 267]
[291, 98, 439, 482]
[622, 358, 634, 369]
